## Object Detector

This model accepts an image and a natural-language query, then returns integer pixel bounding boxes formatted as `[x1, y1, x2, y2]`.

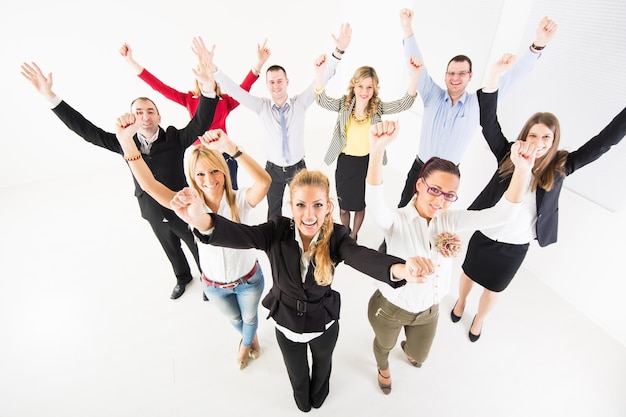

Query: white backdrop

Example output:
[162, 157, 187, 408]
[1, 0, 625, 346]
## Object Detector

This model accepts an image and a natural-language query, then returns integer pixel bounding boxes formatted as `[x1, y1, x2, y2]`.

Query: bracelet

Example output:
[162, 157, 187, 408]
[231, 147, 243, 159]
[124, 154, 142, 161]
[314, 86, 325, 95]
[531, 43, 545, 51]
[335, 47, 345, 55]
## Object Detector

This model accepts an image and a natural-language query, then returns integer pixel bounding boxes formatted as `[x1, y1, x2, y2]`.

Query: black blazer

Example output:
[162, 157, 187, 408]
[51, 95, 218, 223]
[470, 90, 626, 247]
[195, 214, 407, 333]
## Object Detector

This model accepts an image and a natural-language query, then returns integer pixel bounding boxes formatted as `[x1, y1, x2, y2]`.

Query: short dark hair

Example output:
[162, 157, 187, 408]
[130, 97, 160, 115]
[266, 65, 287, 77]
[447, 55, 472, 73]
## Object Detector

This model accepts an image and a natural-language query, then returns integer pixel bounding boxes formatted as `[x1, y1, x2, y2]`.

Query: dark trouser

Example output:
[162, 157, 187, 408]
[223, 152, 239, 190]
[398, 157, 425, 208]
[147, 215, 200, 284]
[275, 321, 339, 412]
[265, 159, 306, 219]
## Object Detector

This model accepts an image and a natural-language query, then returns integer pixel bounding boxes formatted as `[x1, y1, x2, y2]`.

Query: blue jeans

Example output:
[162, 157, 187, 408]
[202, 262, 265, 347]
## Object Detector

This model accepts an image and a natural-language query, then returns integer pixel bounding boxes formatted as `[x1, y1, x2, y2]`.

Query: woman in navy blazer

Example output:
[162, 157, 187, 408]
[170, 169, 428, 412]
[451, 54, 626, 342]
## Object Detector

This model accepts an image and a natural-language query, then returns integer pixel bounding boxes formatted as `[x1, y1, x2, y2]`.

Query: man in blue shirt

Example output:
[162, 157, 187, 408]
[396, 8, 557, 209]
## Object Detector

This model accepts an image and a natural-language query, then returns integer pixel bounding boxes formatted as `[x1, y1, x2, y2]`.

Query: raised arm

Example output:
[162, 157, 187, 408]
[20, 61, 56, 101]
[114, 113, 176, 208]
[170, 187, 213, 231]
[199, 129, 271, 207]
[399, 8, 414, 39]
[253, 39, 271, 76]
[331, 22, 352, 59]
[367, 120, 400, 186]
[399, 9, 437, 101]
[119, 43, 144, 74]
[406, 56, 422, 97]
[121, 42, 193, 109]
[483, 53, 517, 91]
[365, 121, 400, 231]
[191, 45, 216, 97]
[314, 54, 327, 90]
[498, 16, 558, 96]
[195, 37, 264, 112]
[530, 16, 558, 53]
[504, 140, 536, 203]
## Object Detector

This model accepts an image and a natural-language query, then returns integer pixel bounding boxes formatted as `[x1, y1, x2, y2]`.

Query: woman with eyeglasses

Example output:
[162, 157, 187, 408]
[364, 120, 535, 394]
[450, 54, 626, 342]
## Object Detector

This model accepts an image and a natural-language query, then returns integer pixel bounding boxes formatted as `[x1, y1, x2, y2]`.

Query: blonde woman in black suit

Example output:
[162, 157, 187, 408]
[170, 168, 429, 412]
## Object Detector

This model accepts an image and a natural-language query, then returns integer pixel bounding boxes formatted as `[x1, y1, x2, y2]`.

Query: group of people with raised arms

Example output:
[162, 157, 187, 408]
[20, 7, 626, 413]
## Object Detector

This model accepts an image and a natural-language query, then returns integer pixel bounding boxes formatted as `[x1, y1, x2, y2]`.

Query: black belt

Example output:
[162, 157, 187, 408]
[266, 159, 305, 173]
[278, 291, 326, 316]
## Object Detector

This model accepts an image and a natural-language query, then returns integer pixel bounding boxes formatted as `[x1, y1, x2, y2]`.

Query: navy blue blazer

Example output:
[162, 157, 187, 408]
[470, 90, 626, 247]
[195, 214, 407, 333]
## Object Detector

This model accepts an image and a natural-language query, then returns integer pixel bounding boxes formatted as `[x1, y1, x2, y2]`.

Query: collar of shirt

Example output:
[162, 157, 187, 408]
[137, 130, 159, 153]
[443, 90, 468, 106]
[294, 228, 320, 283]
[272, 101, 290, 112]
[400, 195, 423, 222]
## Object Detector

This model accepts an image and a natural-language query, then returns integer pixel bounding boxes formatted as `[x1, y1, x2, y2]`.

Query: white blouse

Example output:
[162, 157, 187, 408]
[198, 188, 258, 283]
[365, 183, 522, 313]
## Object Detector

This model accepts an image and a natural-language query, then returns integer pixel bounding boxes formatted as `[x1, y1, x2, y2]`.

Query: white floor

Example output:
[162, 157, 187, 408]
[1, 148, 625, 417]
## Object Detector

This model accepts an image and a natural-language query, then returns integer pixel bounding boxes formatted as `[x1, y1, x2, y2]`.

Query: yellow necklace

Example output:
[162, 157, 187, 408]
[352, 113, 368, 123]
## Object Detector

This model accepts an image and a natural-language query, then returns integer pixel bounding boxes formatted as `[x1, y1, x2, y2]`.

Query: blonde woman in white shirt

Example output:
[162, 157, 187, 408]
[364, 120, 535, 394]
[114, 116, 271, 370]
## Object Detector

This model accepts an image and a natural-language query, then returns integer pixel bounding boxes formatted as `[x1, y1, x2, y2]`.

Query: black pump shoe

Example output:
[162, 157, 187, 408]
[469, 316, 482, 342]
[450, 301, 462, 323]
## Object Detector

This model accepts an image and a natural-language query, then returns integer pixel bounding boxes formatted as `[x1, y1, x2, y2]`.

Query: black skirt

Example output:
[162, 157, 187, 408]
[462, 230, 529, 292]
[335, 153, 369, 211]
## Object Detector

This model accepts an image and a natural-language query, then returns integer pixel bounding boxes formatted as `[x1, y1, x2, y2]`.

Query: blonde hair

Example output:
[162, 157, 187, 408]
[289, 170, 335, 286]
[498, 112, 567, 191]
[185, 146, 239, 222]
[343, 66, 381, 117]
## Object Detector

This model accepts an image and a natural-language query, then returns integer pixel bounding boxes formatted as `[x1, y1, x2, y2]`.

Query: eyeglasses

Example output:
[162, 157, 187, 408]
[421, 178, 458, 202]
[445, 71, 471, 77]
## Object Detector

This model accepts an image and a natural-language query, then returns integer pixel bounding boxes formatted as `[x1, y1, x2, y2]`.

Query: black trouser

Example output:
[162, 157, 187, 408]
[398, 157, 425, 208]
[265, 159, 306, 219]
[275, 321, 339, 412]
[147, 215, 200, 284]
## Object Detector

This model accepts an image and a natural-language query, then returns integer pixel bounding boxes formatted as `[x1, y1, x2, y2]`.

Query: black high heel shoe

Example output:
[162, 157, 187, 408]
[469, 316, 482, 342]
[450, 300, 462, 323]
